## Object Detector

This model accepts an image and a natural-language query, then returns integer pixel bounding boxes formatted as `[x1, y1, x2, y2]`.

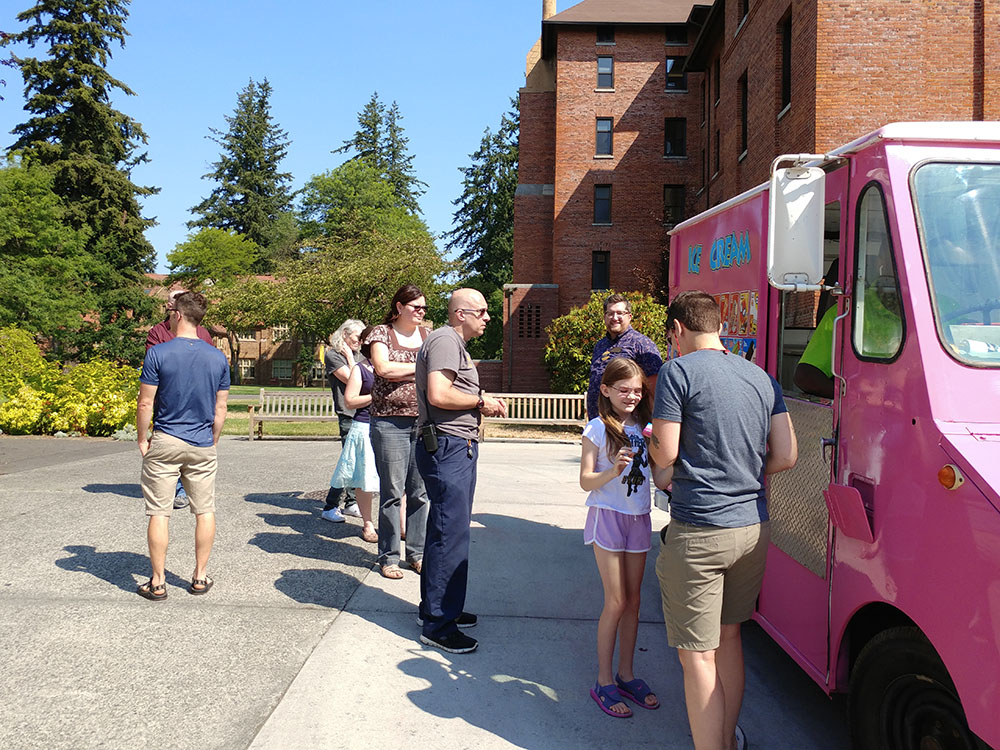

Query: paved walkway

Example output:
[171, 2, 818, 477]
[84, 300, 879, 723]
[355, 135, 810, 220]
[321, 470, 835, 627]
[0, 435, 848, 749]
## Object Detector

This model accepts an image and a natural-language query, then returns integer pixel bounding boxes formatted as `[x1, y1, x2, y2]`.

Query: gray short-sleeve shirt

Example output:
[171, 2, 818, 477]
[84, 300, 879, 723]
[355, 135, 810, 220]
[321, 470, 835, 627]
[415, 325, 481, 441]
[654, 349, 788, 528]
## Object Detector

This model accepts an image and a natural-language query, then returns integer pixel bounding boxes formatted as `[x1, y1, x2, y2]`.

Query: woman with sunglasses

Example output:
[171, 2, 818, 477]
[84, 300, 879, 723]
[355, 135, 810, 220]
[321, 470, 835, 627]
[364, 284, 431, 579]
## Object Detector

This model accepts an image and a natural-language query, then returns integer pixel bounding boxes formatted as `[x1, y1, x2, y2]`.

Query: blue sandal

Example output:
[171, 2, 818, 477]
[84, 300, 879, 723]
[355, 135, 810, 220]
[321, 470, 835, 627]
[615, 673, 660, 710]
[590, 682, 633, 718]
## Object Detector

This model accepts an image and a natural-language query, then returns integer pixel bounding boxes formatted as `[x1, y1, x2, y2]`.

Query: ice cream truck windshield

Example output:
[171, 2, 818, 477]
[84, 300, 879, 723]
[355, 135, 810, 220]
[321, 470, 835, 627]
[913, 161, 1000, 367]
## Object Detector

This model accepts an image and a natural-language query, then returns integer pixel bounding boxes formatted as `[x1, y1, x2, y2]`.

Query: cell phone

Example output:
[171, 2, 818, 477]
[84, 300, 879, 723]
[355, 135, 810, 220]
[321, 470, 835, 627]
[420, 423, 438, 454]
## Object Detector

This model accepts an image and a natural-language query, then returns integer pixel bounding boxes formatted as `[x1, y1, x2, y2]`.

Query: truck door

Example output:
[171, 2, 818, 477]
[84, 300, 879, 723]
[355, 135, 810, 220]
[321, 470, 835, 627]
[756, 176, 847, 684]
[832, 178, 905, 547]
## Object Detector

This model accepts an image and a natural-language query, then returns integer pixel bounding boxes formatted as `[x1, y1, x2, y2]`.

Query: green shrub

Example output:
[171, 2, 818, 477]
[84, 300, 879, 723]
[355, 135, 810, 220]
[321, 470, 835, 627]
[543, 291, 669, 394]
[0, 326, 138, 436]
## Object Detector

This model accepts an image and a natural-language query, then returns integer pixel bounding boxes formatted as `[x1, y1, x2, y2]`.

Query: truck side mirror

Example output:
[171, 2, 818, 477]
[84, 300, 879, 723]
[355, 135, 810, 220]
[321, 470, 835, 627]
[767, 158, 826, 290]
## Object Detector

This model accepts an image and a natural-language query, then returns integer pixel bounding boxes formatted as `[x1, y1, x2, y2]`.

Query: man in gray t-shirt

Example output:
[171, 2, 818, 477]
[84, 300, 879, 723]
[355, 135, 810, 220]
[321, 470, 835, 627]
[649, 291, 797, 750]
[414, 288, 506, 655]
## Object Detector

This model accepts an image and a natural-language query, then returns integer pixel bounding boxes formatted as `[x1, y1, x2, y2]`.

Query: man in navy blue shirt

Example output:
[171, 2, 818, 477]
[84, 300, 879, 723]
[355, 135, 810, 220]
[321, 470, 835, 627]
[586, 294, 663, 420]
[136, 292, 230, 601]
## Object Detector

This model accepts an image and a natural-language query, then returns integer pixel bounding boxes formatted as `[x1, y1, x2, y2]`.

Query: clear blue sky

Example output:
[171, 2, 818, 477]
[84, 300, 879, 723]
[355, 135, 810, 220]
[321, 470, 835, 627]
[1, 0, 551, 272]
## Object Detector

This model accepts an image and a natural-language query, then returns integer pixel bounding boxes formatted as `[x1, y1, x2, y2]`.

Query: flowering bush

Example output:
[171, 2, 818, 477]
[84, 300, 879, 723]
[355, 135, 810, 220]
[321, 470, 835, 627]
[543, 291, 669, 394]
[0, 326, 139, 436]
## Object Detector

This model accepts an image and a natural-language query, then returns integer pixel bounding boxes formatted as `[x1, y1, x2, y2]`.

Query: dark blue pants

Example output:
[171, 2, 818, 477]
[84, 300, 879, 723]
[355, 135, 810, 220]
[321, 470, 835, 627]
[416, 434, 478, 639]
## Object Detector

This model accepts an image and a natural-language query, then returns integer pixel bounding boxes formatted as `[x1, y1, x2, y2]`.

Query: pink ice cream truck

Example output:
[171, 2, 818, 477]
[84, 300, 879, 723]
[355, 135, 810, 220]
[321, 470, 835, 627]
[668, 122, 1000, 749]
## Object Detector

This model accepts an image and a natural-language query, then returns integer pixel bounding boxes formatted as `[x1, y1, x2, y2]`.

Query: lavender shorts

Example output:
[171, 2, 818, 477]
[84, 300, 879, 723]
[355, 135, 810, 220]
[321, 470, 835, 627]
[584, 507, 652, 553]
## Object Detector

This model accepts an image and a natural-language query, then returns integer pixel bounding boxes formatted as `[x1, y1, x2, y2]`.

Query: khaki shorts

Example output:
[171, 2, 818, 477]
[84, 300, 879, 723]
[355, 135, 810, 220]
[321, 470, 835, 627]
[141, 431, 218, 516]
[655, 519, 770, 651]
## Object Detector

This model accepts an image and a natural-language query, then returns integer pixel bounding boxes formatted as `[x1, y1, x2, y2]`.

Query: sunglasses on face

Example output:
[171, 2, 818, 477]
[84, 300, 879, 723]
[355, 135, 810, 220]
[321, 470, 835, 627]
[458, 308, 489, 319]
[406, 304, 428, 313]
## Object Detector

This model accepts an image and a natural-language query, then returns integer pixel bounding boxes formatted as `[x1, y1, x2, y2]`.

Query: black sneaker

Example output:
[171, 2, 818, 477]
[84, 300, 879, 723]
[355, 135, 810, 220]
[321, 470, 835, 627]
[416, 612, 478, 629]
[420, 630, 478, 654]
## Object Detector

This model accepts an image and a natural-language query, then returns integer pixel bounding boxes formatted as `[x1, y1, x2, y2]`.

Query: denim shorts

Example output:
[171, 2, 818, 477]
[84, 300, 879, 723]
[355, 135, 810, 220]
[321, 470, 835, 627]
[584, 506, 652, 553]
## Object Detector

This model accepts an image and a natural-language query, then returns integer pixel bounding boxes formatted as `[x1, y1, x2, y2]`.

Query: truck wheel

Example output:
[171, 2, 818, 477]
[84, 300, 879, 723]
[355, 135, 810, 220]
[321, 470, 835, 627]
[849, 626, 985, 750]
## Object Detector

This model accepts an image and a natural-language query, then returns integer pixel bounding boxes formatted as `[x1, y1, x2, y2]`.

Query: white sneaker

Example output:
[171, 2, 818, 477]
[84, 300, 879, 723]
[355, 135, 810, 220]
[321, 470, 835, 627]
[321, 508, 346, 523]
[342, 501, 362, 518]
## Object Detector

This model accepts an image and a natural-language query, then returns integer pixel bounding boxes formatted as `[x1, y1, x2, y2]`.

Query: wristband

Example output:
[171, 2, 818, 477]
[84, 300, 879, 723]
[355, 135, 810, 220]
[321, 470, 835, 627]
[477, 395, 485, 410]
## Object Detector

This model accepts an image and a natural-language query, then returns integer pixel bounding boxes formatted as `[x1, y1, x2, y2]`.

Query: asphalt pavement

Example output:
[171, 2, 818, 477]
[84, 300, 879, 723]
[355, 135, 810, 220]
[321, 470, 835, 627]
[0, 434, 849, 749]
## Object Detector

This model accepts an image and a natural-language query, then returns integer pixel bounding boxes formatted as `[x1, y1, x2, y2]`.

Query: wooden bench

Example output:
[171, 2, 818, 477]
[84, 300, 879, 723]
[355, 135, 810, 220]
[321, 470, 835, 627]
[481, 392, 586, 436]
[247, 389, 337, 440]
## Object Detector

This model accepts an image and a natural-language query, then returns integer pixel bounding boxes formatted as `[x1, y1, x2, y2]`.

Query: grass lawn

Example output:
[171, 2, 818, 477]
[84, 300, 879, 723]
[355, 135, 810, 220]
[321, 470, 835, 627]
[229, 384, 328, 397]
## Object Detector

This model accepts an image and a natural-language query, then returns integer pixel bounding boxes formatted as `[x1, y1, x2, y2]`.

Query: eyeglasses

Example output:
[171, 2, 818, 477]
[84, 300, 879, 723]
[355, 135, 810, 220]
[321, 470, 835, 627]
[611, 386, 644, 398]
[458, 308, 489, 319]
[605, 310, 632, 319]
[406, 304, 428, 313]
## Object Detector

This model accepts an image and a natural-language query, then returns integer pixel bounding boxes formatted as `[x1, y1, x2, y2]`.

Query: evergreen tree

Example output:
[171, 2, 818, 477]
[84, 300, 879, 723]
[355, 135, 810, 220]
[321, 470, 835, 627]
[3, 0, 158, 362]
[335, 92, 425, 214]
[444, 100, 519, 358]
[189, 77, 294, 272]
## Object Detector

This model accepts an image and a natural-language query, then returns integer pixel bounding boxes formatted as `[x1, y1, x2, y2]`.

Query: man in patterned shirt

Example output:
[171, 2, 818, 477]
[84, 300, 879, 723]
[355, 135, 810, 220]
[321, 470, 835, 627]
[586, 293, 663, 420]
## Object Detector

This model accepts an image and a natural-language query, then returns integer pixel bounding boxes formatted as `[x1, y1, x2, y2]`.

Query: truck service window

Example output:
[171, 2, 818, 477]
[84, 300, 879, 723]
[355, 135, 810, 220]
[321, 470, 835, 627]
[913, 162, 1000, 367]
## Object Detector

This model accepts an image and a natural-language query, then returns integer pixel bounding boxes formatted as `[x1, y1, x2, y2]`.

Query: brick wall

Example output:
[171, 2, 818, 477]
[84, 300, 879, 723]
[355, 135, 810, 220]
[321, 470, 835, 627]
[474, 360, 503, 392]
[501, 284, 559, 392]
[550, 27, 702, 314]
[515, 91, 556, 283]
[815, 0, 989, 149]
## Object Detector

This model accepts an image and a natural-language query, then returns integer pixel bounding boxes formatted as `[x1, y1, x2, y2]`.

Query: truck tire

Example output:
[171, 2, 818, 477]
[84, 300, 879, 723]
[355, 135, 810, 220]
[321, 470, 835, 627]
[849, 626, 986, 750]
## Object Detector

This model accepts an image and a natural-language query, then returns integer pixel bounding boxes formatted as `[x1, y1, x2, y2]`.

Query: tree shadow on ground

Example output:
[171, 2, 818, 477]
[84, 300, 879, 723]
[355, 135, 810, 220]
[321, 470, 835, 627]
[81, 482, 143, 499]
[245, 491, 375, 572]
[56, 544, 188, 592]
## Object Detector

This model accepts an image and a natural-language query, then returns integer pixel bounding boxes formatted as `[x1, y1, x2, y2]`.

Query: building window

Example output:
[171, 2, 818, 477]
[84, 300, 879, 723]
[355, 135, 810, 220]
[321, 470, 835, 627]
[238, 358, 256, 380]
[665, 26, 687, 45]
[272, 359, 293, 380]
[700, 79, 707, 126]
[311, 360, 325, 381]
[517, 304, 542, 338]
[594, 184, 612, 224]
[597, 56, 614, 89]
[739, 71, 749, 156]
[714, 129, 721, 175]
[780, 13, 792, 110]
[596, 117, 613, 156]
[713, 58, 721, 105]
[271, 323, 289, 341]
[664, 118, 687, 157]
[664, 185, 685, 227]
[237, 329, 256, 341]
[665, 56, 687, 91]
[592, 251, 610, 290]
[596, 25, 614, 45]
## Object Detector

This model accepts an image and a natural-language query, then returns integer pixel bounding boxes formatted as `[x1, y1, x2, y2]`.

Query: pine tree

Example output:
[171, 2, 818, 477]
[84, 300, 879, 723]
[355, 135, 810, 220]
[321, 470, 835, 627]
[3, 0, 159, 363]
[445, 99, 519, 292]
[335, 92, 425, 214]
[444, 99, 519, 359]
[4, 0, 156, 273]
[189, 78, 294, 272]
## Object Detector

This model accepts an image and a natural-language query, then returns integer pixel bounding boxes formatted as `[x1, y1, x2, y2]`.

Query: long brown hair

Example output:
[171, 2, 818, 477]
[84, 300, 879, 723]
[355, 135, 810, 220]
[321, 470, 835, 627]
[382, 283, 425, 325]
[596, 358, 652, 461]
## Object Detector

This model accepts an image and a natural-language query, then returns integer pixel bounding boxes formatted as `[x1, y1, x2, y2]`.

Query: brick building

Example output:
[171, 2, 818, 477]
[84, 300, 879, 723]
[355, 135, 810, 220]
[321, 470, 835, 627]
[505, 0, 999, 392]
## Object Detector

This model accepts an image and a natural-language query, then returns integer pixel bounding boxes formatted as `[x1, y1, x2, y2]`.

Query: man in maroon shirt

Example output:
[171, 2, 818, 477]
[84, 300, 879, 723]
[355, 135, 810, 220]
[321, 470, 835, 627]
[146, 289, 217, 509]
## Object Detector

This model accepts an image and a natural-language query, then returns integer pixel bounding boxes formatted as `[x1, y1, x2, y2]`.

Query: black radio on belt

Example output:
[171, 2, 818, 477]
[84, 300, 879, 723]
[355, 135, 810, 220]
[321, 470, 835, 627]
[420, 423, 439, 454]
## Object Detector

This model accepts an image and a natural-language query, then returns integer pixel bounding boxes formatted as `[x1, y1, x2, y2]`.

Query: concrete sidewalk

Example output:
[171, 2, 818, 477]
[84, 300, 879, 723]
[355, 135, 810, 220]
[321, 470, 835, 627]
[0, 435, 847, 749]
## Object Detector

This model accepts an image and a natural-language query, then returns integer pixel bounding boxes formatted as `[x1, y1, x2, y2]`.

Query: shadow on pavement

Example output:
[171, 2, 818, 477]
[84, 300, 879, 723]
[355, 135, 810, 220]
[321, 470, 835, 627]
[82, 482, 143, 499]
[55, 544, 188, 592]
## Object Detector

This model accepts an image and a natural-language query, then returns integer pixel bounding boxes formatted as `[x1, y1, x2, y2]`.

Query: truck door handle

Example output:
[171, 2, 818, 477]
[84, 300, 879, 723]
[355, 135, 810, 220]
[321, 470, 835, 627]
[821, 437, 835, 463]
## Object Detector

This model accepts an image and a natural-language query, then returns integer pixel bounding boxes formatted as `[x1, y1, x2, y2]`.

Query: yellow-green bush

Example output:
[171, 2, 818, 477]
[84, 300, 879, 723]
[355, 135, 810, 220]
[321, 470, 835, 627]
[0, 326, 138, 436]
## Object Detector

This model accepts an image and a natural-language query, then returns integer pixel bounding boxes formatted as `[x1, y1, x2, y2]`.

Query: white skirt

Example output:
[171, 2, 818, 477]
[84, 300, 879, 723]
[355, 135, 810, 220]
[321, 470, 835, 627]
[330, 420, 379, 493]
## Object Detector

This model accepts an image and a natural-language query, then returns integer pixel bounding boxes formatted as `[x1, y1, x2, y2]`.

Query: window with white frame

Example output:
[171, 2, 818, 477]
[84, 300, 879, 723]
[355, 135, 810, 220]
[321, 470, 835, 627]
[271, 323, 289, 341]
[272, 359, 293, 380]
[239, 359, 256, 380]
[237, 329, 256, 341]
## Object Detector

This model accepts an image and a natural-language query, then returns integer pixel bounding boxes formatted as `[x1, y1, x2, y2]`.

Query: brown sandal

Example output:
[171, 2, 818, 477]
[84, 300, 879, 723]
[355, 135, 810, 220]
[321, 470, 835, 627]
[407, 558, 423, 575]
[362, 523, 378, 543]
[381, 564, 404, 580]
